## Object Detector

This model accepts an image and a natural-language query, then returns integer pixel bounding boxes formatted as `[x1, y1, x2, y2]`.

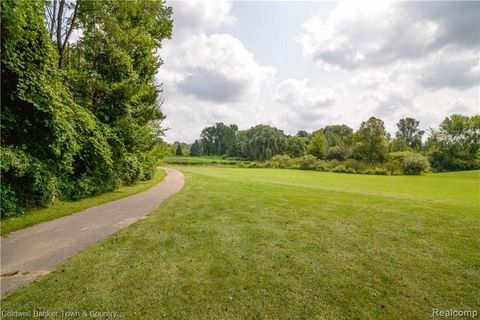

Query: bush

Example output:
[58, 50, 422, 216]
[327, 146, 347, 161]
[331, 165, 356, 174]
[120, 153, 142, 185]
[0, 183, 22, 217]
[0, 147, 59, 217]
[403, 153, 430, 175]
[270, 155, 293, 168]
[372, 167, 389, 175]
[299, 155, 317, 170]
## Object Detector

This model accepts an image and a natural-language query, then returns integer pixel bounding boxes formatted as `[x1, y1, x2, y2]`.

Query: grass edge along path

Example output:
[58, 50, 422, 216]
[0, 168, 167, 236]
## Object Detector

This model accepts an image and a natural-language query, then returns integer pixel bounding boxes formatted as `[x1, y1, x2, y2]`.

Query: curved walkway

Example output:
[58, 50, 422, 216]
[0, 168, 184, 297]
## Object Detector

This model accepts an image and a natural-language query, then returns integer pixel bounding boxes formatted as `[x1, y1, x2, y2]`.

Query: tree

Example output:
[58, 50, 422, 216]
[0, 0, 173, 217]
[353, 117, 388, 162]
[327, 146, 346, 160]
[175, 144, 183, 156]
[296, 130, 310, 138]
[389, 137, 410, 152]
[44, 0, 81, 68]
[396, 117, 424, 150]
[323, 125, 354, 147]
[307, 132, 327, 159]
[322, 124, 354, 159]
[200, 123, 238, 156]
[190, 140, 203, 156]
[69, 0, 172, 184]
[243, 125, 286, 160]
[286, 136, 306, 157]
[427, 115, 480, 170]
[1, 0, 114, 216]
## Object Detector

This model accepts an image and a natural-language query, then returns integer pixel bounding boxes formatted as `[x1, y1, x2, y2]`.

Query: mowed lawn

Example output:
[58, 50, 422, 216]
[2, 167, 479, 319]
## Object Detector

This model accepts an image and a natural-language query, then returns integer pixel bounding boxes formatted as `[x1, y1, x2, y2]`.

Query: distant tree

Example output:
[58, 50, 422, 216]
[244, 125, 286, 160]
[353, 117, 388, 162]
[427, 114, 480, 170]
[389, 137, 410, 152]
[286, 136, 306, 157]
[200, 122, 237, 156]
[322, 124, 354, 158]
[323, 125, 354, 147]
[327, 146, 346, 160]
[396, 118, 424, 149]
[296, 130, 310, 138]
[307, 132, 327, 159]
[190, 140, 203, 156]
[225, 124, 239, 156]
[175, 144, 183, 156]
[233, 131, 248, 159]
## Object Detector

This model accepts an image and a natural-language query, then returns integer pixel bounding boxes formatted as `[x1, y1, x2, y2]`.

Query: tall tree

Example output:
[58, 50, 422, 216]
[353, 117, 388, 162]
[396, 117, 424, 149]
[322, 124, 354, 159]
[243, 125, 286, 160]
[200, 123, 237, 156]
[1, 0, 172, 217]
[190, 140, 203, 156]
[307, 132, 327, 159]
[428, 114, 480, 170]
[1, 0, 114, 216]
[175, 144, 183, 156]
[44, 0, 81, 68]
[296, 130, 310, 138]
[286, 136, 307, 157]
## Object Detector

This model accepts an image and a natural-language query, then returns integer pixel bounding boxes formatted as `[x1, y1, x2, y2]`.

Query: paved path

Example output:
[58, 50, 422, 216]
[0, 168, 184, 298]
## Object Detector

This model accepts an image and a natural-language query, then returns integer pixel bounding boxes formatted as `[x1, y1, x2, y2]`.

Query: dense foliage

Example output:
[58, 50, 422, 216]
[187, 114, 479, 175]
[426, 115, 480, 171]
[1, 0, 172, 217]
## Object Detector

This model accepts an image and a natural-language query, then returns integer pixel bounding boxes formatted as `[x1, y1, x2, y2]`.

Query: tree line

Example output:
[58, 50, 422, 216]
[187, 115, 480, 171]
[1, 0, 173, 217]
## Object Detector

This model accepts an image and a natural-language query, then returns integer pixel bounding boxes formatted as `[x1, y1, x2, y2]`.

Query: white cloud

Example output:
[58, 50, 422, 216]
[296, 1, 480, 74]
[166, 33, 274, 103]
[169, 0, 235, 39]
[276, 79, 336, 109]
[449, 98, 479, 115]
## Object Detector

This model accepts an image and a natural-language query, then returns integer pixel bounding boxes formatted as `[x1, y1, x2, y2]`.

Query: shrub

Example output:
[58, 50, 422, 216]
[270, 155, 293, 168]
[315, 160, 328, 172]
[0, 147, 59, 217]
[0, 183, 22, 217]
[331, 165, 355, 174]
[299, 155, 317, 170]
[120, 154, 142, 185]
[327, 146, 347, 161]
[388, 151, 412, 162]
[372, 167, 389, 175]
[403, 153, 430, 175]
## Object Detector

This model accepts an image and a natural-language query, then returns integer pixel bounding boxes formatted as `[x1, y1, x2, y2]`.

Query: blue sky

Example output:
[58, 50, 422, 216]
[158, 1, 479, 143]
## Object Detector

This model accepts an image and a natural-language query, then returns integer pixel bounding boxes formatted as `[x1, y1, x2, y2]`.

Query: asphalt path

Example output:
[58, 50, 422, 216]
[0, 168, 184, 297]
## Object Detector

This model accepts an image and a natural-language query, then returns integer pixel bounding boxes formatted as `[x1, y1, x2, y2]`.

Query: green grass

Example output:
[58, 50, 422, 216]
[2, 167, 479, 319]
[0, 168, 166, 236]
[161, 155, 244, 164]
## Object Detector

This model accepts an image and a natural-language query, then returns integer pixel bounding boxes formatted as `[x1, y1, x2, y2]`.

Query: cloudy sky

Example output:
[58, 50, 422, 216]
[157, 0, 480, 143]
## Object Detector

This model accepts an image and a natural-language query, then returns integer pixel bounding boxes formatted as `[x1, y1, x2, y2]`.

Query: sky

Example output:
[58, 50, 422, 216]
[157, 0, 480, 143]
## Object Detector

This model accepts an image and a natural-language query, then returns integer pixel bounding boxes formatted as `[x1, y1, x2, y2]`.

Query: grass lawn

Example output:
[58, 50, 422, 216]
[2, 167, 479, 319]
[0, 168, 166, 236]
